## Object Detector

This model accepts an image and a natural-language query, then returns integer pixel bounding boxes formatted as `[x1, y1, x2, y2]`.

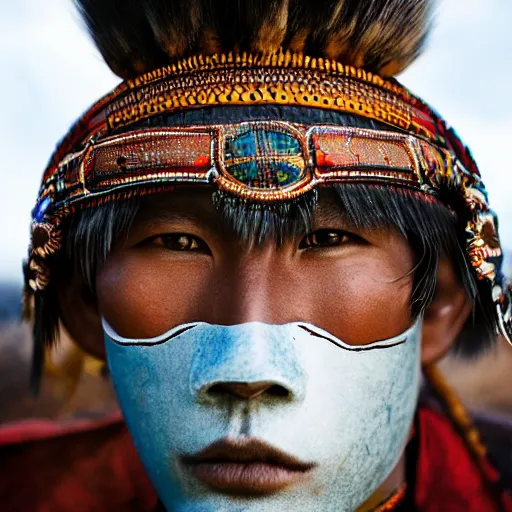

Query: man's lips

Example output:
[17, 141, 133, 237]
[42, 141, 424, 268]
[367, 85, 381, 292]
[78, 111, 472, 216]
[180, 437, 316, 495]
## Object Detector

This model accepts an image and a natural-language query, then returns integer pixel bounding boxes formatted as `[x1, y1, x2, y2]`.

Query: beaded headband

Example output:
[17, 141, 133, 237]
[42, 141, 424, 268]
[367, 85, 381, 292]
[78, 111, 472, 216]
[26, 50, 512, 343]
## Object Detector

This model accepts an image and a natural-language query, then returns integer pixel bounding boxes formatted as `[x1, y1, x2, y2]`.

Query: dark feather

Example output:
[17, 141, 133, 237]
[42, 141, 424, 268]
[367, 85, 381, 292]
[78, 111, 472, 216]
[288, 0, 432, 75]
[74, 0, 169, 77]
[74, 0, 433, 79]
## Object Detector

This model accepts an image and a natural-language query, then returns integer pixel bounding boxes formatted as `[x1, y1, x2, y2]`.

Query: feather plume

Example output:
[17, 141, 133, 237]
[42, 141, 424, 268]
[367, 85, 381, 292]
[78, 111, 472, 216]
[74, 0, 433, 79]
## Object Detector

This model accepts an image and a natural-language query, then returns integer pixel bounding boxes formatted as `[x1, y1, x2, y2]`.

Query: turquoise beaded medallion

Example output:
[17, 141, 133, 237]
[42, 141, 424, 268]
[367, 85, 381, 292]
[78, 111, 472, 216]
[220, 122, 308, 194]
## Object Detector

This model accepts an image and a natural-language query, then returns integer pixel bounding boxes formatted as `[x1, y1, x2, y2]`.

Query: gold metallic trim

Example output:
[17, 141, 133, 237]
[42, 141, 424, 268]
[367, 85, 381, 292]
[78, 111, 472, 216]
[24, 121, 470, 295]
[108, 66, 419, 137]
[125, 51, 402, 94]
[49, 123, 450, 207]
[216, 121, 313, 202]
[101, 50, 432, 140]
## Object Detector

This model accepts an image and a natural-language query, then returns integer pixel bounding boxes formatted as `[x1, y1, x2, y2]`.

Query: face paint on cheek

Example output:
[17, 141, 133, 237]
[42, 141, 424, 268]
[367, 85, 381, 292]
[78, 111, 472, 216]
[103, 318, 422, 512]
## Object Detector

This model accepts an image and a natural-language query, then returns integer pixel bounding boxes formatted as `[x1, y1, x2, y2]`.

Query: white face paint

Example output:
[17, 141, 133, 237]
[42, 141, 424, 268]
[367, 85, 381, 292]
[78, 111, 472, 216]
[103, 320, 422, 512]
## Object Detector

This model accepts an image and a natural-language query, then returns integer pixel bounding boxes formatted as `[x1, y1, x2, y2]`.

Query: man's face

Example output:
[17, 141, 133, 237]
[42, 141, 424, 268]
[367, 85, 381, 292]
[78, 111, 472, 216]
[96, 189, 421, 511]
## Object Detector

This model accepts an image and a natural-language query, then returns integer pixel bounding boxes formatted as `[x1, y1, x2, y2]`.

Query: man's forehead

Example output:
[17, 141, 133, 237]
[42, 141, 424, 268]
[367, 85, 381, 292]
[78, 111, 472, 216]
[135, 188, 345, 227]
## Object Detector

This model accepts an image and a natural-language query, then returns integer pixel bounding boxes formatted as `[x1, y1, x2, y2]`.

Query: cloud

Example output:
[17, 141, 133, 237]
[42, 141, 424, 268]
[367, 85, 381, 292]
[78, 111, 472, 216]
[0, 0, 118, 281]
[401, 0, 512, 246]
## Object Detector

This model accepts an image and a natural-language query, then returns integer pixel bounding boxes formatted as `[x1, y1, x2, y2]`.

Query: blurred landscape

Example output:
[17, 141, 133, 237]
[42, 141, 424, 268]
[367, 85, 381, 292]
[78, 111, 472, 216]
[0, 283, 22, 323]
[0, 282, 118, 424]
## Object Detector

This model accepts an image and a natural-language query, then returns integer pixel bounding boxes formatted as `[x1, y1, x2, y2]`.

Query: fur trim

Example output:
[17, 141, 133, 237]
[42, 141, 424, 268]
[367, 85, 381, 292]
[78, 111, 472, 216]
[74, 0, 433, 79]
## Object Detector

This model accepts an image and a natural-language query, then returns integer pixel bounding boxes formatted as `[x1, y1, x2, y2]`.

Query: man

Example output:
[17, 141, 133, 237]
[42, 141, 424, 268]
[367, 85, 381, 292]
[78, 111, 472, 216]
[1, 0, 511, 510]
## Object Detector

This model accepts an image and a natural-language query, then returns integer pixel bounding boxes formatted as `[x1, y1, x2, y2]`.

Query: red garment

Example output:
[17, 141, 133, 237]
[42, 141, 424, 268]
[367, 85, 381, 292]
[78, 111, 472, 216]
[415, 407, 512, 511]
[0, 413, 157, 512]
[0, 407, 510, 511]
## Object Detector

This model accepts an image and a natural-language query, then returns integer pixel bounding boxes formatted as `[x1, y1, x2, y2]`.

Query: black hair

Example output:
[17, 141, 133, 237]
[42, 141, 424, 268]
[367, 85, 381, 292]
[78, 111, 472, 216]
[31, 106, 497, 391]
[60, 180, 495, 358]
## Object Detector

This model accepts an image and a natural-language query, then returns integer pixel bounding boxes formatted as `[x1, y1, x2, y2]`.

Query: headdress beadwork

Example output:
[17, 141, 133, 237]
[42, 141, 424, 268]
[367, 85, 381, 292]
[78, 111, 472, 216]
[25, 50, 512, 344]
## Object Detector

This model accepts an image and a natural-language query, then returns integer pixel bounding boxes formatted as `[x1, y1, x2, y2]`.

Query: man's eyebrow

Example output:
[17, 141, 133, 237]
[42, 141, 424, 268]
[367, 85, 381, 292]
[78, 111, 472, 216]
[313, 201, 348, 227]
[135, 208, 208, 226]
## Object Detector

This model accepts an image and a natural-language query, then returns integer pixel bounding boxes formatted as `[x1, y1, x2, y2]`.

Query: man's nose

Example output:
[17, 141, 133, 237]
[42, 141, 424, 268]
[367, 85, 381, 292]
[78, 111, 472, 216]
[210, 245, 303, 326]
[189, 323, 306, 404]
[205, 381, 291, 400]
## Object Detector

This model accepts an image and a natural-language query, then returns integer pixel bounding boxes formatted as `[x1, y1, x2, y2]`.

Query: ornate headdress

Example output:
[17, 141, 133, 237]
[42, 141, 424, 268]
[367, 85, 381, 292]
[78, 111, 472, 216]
[25, 0, 512, 374]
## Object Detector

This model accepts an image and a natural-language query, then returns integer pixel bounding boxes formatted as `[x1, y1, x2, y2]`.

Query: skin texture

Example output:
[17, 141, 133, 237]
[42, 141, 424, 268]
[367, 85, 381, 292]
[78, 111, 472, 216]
[96, 189, 415, 344]
[58, 187, 473, 510]
[103, 319, 421, 511]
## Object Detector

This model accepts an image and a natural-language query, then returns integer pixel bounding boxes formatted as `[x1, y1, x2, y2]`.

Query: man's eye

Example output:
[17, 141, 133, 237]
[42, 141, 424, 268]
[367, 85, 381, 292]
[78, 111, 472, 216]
[147, 234, 210, 253]
[299, 230, 351, 249]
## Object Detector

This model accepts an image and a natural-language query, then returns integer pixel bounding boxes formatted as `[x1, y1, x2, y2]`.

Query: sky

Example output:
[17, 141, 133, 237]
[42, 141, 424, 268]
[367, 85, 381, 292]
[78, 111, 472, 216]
[1, 0, 511, 282]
